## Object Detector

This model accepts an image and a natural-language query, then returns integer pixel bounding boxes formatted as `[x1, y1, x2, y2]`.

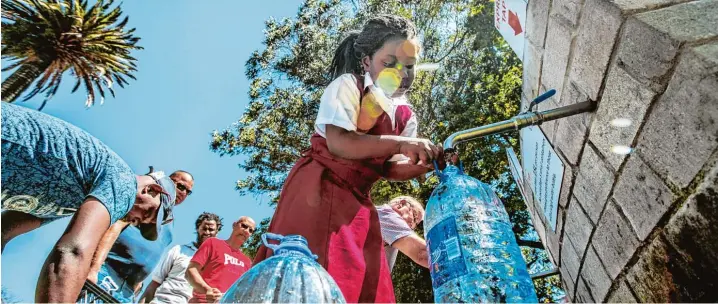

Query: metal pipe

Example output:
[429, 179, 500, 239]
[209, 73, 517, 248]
[443, 100, 596, 150]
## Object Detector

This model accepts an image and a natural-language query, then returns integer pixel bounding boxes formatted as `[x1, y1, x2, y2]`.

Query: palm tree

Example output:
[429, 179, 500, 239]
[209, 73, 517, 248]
[1, 0, 142, 110]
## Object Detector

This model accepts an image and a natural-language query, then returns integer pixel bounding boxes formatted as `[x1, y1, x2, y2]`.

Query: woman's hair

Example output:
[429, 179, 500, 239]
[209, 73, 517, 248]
[195, 212, 223, 231]
[328, 14, 417, 80]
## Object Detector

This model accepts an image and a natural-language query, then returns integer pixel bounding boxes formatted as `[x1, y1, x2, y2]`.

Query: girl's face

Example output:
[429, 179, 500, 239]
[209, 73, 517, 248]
[362, 38, 420, 98]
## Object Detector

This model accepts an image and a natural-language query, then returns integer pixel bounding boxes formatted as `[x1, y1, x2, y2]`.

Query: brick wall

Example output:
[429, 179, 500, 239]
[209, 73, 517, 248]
[520, 0, 718, 302]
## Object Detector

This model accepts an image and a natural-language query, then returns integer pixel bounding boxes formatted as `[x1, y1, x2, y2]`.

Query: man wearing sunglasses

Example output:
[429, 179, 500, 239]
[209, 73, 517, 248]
[186, 216, 255, 303]
[84, 169, 194, 302]
[377, 196, 429, 271]
[0, 103, 174, 303]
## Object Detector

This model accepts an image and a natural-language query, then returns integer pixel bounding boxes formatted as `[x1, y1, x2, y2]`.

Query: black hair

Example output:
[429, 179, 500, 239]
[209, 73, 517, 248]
[170, 170, 194, 181]
[328, 14, 417, 80]
[195, 212, 223, 232]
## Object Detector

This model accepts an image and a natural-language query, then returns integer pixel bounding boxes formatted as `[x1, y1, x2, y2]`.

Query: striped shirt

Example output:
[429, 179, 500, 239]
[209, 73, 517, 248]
[377, 205, 415, 271]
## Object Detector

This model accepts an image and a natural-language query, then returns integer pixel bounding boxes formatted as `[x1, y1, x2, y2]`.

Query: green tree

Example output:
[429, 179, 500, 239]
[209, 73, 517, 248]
[1, 0, 142, 109]
[212, 0, 562, 302]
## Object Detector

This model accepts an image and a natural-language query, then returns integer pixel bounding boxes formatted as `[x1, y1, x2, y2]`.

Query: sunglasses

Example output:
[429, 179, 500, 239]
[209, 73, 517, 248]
[176, 183, 192, 196]
[396, 199, 420, 228]
[240, 223, 256, 234]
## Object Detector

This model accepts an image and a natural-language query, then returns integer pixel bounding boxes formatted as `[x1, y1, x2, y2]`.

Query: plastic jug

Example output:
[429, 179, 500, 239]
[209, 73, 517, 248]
[425, 164, 538, 303]
[220, 233, 346, 303]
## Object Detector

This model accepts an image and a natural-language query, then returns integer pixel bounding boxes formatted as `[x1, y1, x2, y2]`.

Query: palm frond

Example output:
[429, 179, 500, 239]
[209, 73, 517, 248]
[1, 0, 141, 107]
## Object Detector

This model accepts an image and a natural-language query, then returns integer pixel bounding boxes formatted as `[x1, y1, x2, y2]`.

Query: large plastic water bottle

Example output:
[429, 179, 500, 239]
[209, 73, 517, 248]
[424, 164, 538, 303]
[220, 233, 346, 303]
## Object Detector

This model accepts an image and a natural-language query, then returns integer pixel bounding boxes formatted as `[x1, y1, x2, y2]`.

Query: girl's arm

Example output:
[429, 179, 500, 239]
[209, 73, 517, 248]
[383, 160, 432, 181]
[325, 125, 440, 165]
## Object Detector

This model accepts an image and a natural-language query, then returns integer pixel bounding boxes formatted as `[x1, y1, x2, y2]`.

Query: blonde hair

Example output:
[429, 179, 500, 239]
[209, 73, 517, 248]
[388, 195, 425, 222]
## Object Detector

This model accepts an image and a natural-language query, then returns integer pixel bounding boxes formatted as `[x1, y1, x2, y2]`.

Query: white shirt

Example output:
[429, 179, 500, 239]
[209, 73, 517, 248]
[149, 243, 198, 303]
[314, 73, 418, 162]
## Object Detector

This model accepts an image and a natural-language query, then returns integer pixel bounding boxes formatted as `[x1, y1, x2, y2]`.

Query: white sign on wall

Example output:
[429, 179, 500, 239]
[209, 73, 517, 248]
[506, 147, 527, 203]
[520, 126, 564, 232]
[494, 0, 528, 60]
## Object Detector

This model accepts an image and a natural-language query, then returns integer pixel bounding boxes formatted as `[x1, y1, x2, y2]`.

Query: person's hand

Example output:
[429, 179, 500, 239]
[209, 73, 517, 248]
[87, 270, 99, 284]
[398, 138, 442, 167]
[206, 287, 223, 303]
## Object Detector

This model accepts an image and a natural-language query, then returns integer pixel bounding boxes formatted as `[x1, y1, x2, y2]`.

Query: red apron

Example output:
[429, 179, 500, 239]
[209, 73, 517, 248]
[254, 76, 413, 303]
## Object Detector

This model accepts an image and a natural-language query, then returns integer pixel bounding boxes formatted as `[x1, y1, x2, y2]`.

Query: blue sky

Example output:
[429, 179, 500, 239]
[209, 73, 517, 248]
[1, 1, 303, 301]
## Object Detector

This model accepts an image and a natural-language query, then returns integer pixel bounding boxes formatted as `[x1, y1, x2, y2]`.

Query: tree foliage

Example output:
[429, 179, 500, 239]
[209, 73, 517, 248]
[1, 0, 142, 109]
[213, 0, 563, 301]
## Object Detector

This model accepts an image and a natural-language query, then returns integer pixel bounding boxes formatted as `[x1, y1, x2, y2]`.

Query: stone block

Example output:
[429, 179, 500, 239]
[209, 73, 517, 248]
[616, 0, 718, 90]
[572, 144, 615, 223]
[550, 0, 584, 27]
[637, 42, 718, 188]
[546, 205, 565, 264]
[540, 16, 574, 102]
[607, 280, 637, 303]
[568, 0, 623, 100]
[556, 156, 575, 208]
[611, 0, 691, 13]
[615, 19, 678, 90]
[664, 164, 718, 274]
[588, 65, 656, 170]
[523, 42, 543, 99]
[581, 246, 612, 302]
[554, 82, 592, 165]
[613, 154, 676, 241]
[626, 234, 718, 302]
[636, 0, 718, 42]
[525, 0, 551, 47]
[592, 200, 640, 279]
[563, 196, 594, 257]
[575, 278, 596, 302]
[561, 274, 576, 301]
[560, 235, 582, 285]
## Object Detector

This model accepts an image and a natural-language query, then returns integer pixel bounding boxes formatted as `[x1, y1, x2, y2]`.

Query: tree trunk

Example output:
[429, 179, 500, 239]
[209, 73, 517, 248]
[1, 62, 46, 102]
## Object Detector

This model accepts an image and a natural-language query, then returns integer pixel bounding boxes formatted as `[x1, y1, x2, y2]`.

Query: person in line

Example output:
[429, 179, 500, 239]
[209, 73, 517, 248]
[84, 169, 195, 302]
[0, 102, 174, 302]
[139, 212, 223, 303]
[186, 216, 255, 303]
[253, 14, 444, 303]
[377, 196, 429, 271]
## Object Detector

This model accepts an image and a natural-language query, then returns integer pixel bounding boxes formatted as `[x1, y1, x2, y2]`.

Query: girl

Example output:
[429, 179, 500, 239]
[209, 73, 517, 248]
[254, 15, 443, 303]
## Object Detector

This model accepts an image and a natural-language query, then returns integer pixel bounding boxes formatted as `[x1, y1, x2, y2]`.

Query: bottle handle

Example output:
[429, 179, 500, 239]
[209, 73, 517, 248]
[262, 232, 284, 251]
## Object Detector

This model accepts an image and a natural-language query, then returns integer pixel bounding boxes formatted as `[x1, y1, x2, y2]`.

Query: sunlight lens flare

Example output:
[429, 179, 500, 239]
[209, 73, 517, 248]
[375, 68, 401, 96]
[610, 145, 633, 155]
[610, 118, 632, 128]
[416, 63, 440, 71]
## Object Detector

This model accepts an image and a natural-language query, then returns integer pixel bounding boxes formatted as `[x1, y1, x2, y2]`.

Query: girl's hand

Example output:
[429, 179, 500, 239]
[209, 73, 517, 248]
[398, 138, 443, 166]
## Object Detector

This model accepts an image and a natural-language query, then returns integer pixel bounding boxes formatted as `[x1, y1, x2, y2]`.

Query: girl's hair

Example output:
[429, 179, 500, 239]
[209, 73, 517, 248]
[329, 14, 417, 80]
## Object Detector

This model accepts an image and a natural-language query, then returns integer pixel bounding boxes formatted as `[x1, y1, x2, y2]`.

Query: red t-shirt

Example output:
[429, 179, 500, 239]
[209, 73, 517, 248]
[189, 237, 251, 302]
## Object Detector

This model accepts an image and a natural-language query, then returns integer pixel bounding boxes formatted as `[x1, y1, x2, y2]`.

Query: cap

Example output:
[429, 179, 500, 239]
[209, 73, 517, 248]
[137, 170, 177, 241]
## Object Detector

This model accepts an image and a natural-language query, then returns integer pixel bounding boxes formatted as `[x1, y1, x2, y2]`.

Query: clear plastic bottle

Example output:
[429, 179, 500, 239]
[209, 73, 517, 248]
[220, 233, 346, 303]
[424, 164, 538, 303]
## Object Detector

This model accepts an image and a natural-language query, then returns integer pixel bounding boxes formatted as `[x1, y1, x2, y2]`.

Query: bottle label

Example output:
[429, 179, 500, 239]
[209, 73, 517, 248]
[427, 216, 467, 288]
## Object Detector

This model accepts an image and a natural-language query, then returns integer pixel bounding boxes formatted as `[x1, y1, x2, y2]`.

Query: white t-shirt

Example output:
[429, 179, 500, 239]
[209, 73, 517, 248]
[314, 72, 418, 162]
[149, 243, 198, 303]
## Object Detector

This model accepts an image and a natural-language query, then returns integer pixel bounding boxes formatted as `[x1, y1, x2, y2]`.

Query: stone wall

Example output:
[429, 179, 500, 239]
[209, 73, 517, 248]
[519, 0, 718, 302]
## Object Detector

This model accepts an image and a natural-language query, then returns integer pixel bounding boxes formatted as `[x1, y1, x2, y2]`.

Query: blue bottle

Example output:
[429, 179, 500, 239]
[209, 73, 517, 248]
[220, 233, 346, 303]
[425, 164, 538, 303]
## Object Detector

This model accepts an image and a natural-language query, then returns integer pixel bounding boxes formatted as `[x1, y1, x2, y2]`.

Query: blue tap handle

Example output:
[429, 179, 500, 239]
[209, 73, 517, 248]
[532, 89, 556, 105]
[262, 232, 284, 251]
